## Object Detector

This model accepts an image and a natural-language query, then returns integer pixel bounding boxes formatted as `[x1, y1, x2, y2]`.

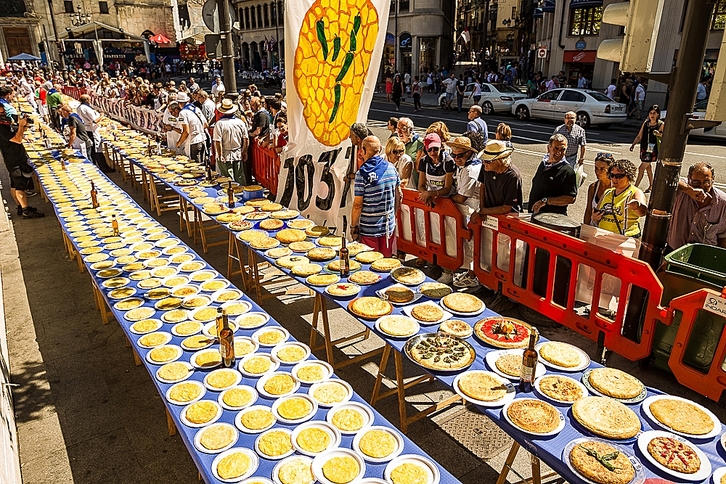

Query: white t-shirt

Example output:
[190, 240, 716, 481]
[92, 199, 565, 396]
[179, 105, 207, 145]
[77, 103, 101, 132]
[162, 108, 183, 153]
[443, 78, 456, 94]
[454, 159, 482, 209]
[606, 84, 617, 100]
[213, 116, 248, 162]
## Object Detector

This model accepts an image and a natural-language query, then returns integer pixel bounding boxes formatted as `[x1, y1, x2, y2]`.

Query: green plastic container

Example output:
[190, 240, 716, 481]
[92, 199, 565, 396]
[652, 244, 726, 373]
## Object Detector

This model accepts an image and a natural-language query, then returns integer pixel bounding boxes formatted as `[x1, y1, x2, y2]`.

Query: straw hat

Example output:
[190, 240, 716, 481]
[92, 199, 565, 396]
[176, 92, 189, 103]
[218, 98, 238, 114]
[478, 140, 514, 162]
[447, 136, 477, 153]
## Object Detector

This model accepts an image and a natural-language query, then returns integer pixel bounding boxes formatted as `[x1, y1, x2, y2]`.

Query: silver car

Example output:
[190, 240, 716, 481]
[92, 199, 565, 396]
[438, 83, 527, 114]
[511, 88, 627, 128]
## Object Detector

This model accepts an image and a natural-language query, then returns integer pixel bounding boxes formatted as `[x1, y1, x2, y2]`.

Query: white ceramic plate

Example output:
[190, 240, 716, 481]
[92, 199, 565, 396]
[374, 315, 421, 339]
[155, 361, 193, 384]
[238, 353, 280, 377]
[452, 370, 516, 407]
[271, 393, 319, 425]
[326, 402, 375, 435]
[642, 395, 722, 440]
[290, 421, 341, 457]
[129, 318, 163, 335]
[145, 344, 183, 365]
[190, 348, 222, 370]
[271, 342, 311, 365]
[239, 477, 271, 484]
[256, 371, 300, 399]
[272, 456, 313, 484]
[484, 349, 546, 382]
[203, 320, 239, 338]
[533, 375, 588, 405]
[439, 298, 486, 317]
[384, 455, 440, 484]
[235, 312, 270, 330]
[713, 467, 726, 484]
[136, 331, 172, 349]
[637, 430, 711, 481]
[252, 326, 290, 347]
[375, 284, 423, 306]
[218, 385, 259, 411]
[171, 321, 204, 337]
[189, 306, 219, 323]
[170, 285, 200, 298]
[403, 302, 453, 326]
[165, 380, 206, 406]
[212, 448, 260, 484]
[113, 297, 145, 311]
[308, 380, 353, 407]
[180, 400, 223, 428]
[352, 426, 405, 463]
[235, 405, 277, 434]
[292, 361, 334, 385]
[535, 342, 591, 372]
[194, 422, 239, 454]
[181, 294, 212, 310]
[203, 368, 243, 392]
[255, 428, 295, 460]
[501, 398, 565, 436]
[312, 448, 366, 484]
[212, 288, 243, 303]
[563, 438, 645, 484]
[221, 300, 253, 317]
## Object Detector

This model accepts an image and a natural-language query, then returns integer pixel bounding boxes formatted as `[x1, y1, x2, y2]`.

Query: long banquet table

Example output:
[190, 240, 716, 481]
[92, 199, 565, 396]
[100, 126, 726, 484]
[27, 140, 458, 484]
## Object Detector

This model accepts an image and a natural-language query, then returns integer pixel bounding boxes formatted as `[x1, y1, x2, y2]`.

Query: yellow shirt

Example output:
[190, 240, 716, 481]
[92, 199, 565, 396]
[597, 186, 641, 237]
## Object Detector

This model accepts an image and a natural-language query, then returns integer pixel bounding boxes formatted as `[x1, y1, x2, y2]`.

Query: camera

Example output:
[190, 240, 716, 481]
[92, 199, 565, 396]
[20, 113, 34, 125]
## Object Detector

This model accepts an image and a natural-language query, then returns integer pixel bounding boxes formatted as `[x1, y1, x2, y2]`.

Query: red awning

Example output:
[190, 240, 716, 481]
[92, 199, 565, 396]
[563, 50, 597, 63]
[150, 34, 171, 44]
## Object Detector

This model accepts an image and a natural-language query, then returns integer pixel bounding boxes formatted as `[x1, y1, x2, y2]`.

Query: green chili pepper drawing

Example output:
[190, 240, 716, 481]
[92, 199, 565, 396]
[329, 84, 342, 123]
[336, 52, 355, 82]
[316, 20, 328, 60]
[332, 36, 341, 62]
[353, 14, 361, 35]
[350, 30, 357, 51]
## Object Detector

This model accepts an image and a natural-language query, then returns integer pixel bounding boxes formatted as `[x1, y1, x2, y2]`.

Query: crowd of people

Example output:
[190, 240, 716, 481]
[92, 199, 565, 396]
[0, 63, 723, 294]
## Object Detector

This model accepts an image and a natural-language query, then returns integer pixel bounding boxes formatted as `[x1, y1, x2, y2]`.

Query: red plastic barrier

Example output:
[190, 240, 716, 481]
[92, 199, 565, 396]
[667, 288, 726, 402]
[471, 215, 668, 361]
[395, 189, 471, 271]
[251, 140, 280, 197]
[61, 86, 86, 99]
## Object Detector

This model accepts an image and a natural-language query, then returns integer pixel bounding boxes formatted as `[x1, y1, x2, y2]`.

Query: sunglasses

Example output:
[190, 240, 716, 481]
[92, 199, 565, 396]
[451, 152, 469, 159]
[427, 147, 440, 153]
[596, 152, 614, 160]
[392, 149, 404, 155]
[609, 173, 627, 179]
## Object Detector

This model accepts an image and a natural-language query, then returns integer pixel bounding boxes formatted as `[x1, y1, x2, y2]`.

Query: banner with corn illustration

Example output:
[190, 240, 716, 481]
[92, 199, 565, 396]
[276, 0, 390, 229]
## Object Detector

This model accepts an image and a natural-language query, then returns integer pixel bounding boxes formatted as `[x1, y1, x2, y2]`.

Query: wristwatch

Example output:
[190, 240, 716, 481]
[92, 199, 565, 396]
[541, 197, 548, 205]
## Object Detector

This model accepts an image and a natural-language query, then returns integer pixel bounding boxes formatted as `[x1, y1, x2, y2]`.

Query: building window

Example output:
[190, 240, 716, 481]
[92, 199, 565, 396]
[264, 3, 269, 27]
[64, 1, 74, 13]
[99, 1, 109, 14]
[570, 6, 602, 36]
[271, 2, 276, 26]
[257, 5, 262, 29]
[250, 7, 256, 28]
[278, 1, 283, 23]
[713, 0, 726, 29]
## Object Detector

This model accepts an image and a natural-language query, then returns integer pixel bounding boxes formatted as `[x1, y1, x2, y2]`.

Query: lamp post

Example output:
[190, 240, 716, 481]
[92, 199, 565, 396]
[46, 0, 66, 69]
[70, 4, 91, 27]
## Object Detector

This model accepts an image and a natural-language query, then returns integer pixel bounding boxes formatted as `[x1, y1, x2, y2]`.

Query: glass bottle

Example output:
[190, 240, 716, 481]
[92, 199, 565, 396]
[340, 215, 350, 278]
[519, 328, 539, 392]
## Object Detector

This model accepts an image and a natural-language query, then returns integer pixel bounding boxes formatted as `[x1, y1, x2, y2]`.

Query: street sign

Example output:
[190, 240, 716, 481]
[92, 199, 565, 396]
[205, 34, 222, 58]
[537, 47, 547, 59]
[202, 0, 234, 33]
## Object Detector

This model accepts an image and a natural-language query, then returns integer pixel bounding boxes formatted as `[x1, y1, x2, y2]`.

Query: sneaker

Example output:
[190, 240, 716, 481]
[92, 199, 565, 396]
[25, 190, 38, 197]
[21, 207, 44, 219]
[453, 272, 481, 288]
[437, 271, 454, 285]
[16, 205, 22, 216]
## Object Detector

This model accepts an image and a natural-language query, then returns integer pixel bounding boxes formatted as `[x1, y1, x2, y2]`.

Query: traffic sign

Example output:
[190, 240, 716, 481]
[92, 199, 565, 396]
[202, 0, 233, 33]
[537, 47, 547, 59]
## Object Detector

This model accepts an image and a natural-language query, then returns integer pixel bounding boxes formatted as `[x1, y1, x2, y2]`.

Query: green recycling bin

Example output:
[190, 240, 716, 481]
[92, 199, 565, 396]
[652, 244, 726, 373]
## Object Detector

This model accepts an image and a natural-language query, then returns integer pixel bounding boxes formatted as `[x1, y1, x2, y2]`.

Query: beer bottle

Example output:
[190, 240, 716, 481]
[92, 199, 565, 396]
[340, 215, 350, 278]
[215, 307, 225, 341]
[227, 181, 235, 209]
[219, 309, 235, 368]
[90, 181, 99, 209]
[111, 214, 119, 236]
[60, 156, 66, 171]
[206, 163, 213, 182]
[519, 328, 539, 392]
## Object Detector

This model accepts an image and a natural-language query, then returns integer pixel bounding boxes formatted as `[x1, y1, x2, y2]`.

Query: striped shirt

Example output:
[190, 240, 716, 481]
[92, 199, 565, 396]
[553, 123, 586, 158]
[354, 160, 400, 238]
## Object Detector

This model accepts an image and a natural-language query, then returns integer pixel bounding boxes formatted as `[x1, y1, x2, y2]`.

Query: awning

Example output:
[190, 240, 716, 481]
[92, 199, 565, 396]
[542, 0, 555, 13]
[563, 50, 597, 63]
[149, 33, 171, 44]
[59, 21, 148, 42]
[8, 53, 41, 61]
[570, 0, 603, 8]
[533, 7, 543, 18]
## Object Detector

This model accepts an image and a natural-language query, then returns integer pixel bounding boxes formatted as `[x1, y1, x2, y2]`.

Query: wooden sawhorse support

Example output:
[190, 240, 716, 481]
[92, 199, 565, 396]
[370, 344, 463, 434]
[495, 441, 557, 484]
[308, 293, 383, 371]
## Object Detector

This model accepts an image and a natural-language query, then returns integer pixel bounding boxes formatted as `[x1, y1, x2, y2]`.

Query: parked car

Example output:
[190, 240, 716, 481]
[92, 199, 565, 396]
[438, 83, 527, 114]
[510, 88, 627, 128]
[661, 100, 726, 140]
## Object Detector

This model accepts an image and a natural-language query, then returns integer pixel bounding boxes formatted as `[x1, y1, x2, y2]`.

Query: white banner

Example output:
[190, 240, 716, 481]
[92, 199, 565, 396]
[277, 0, 390, 230]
